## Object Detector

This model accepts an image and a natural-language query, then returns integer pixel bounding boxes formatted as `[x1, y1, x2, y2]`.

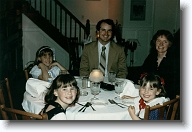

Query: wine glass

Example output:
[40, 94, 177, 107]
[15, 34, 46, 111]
[90, 82, 100, 101]
[114, 80, 126, 100]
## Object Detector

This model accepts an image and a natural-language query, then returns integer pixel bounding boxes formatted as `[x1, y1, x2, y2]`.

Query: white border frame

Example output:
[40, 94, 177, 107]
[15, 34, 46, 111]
[0, 0, 191, 131]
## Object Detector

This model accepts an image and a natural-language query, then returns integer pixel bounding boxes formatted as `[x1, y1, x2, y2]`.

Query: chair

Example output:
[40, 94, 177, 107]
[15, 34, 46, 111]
[0, 88, 47, 120]
[0, 104, 48, 120]
[144, 95, 180, 120]
[24, 61, 34, 81]
[0, 78, 14, 109]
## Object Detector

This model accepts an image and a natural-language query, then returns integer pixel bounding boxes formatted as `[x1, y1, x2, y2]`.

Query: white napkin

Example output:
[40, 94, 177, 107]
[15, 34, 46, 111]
[26, 78, 51, 98]
[120, 79, 139, 97]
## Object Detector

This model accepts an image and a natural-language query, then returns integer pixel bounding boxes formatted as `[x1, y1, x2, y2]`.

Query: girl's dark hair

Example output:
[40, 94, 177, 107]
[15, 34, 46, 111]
[139, 73, 166, 97]
[150, 30, 174, 53]
[34, 46, 54, 65]
[45, 74, 80, 105]
[96, 19, 115, 40]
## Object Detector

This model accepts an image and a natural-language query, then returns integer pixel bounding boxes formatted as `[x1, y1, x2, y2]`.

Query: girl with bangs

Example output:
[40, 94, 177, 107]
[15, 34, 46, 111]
[127, 73, 169, 120]
[30, 46, 68, 82]
[40, 74, 80, 120]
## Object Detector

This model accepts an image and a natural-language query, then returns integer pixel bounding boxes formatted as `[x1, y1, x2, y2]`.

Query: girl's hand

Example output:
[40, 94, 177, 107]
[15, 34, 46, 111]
[128, 105, 141, 120]
[38, 63, 47, 70]
[49, 62, 69, 73]
[37, 63, 50, 81]
[128, 105, 135, 114]
[49, 61, 59, 68]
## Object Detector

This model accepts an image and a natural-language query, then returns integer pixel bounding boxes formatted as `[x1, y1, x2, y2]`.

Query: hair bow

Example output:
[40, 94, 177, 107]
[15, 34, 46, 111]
[160, 77, 165, 86]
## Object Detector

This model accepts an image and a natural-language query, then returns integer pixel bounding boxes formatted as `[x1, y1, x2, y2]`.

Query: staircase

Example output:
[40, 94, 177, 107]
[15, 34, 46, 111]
[22, 0, 88, 74]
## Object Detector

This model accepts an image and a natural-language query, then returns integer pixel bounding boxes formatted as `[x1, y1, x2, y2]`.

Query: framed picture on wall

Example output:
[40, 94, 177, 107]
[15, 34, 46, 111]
[130, 0, 146, 21]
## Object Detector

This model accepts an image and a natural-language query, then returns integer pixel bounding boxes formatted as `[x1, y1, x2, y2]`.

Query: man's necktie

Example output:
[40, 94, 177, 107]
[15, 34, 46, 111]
[99, 46, 106, 75]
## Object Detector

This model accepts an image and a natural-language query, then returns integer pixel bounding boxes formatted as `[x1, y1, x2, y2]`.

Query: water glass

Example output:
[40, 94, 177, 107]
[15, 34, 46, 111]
[80, 77, 88, 96]
[82, 76, 88, 88]
[108, 71, 116, 84]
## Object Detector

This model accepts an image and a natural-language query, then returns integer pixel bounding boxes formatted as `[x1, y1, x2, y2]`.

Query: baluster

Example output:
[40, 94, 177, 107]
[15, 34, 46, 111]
[60, 7, 62, 33]
[50, 0, 52, 24]
[45, 0, 47, 19]
[55, 3, 57, 28]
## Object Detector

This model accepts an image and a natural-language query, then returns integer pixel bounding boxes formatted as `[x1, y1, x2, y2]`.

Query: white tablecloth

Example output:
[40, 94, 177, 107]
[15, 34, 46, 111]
[22, 77, 139, 120]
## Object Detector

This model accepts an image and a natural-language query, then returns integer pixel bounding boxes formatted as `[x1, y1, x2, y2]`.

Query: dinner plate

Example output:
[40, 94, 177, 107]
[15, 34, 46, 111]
[91, 99, 108, 106]
[122, 98, 134, 105]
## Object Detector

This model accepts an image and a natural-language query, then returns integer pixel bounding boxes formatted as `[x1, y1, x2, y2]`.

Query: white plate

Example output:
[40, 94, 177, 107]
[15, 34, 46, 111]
[91, 99, 108, 106]
[122, 99, 134, 105]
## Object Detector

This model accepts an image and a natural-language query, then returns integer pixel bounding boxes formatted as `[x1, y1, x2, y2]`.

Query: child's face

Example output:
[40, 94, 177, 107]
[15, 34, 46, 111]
[54, 84, 77, 109]
[139, 82, 161, 103]
[38, 52, 53, 67]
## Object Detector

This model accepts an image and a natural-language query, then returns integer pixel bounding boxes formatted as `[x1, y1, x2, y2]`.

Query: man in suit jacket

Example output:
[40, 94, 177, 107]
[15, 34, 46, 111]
[80, 19, 128, 78]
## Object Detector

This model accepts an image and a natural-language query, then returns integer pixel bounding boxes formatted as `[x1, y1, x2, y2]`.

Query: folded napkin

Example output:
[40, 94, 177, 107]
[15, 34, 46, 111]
[26, 78, 51, 98]
[120, 79, 139, 98]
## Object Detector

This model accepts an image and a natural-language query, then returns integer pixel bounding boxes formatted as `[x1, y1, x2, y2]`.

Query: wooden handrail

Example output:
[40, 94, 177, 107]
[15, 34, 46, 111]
[27, 0, 87, 43]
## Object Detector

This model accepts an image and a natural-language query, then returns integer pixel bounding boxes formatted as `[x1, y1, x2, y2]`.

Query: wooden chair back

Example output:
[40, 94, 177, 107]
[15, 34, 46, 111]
[24, 61, 34, 81]
[0, 78, 14, 108]
[0, 104, 48, 120]
[0, 85, 47, 120]
[144, 95, 180, 120]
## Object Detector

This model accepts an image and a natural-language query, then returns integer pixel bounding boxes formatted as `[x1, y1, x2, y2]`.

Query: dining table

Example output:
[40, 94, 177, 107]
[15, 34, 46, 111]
[22, 77, 139, 120]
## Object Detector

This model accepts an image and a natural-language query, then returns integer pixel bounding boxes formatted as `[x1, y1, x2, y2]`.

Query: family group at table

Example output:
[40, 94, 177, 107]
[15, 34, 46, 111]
[22, 18, 179, 120]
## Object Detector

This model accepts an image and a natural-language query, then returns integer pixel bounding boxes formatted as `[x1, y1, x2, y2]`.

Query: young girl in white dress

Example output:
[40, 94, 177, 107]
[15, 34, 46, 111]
[40, 74, 80, 120]
[30, 46, 68, 82]
[127, 73, 169, 120]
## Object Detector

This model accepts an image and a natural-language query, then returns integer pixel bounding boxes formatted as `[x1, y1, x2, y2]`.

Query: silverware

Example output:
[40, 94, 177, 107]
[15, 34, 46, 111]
[82, 102, 90, 112]
[110, 99, 128, 107]
[108, 99, 125, 108]
[78, 102, 88, 112]
[88, 102, 96, 111]
[77, 102, 84, 106]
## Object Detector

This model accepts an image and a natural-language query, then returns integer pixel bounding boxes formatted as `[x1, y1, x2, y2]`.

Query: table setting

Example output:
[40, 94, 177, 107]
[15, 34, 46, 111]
[22, 69, 139, 120]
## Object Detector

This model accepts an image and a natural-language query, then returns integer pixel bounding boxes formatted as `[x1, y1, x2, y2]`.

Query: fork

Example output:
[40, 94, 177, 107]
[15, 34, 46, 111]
[78, 102, 88, 112]
[77, 102, 84, 106]
[108, 99, 125, 108]
[82, 102, 90, 112]
[110, 99, 128, 107]
[88, 102, 96, 111]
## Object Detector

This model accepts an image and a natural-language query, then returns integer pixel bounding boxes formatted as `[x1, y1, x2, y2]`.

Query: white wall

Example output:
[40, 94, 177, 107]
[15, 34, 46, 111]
[22, 14, 69, 69]
[153, 0, 180, 34]
[22, 0, 180, 68]
[59, 0, 123, 41]
[122, 0, 154, 66]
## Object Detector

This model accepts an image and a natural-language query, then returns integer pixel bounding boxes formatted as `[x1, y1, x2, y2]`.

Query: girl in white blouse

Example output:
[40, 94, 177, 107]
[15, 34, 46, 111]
[30, 46, 68, 82]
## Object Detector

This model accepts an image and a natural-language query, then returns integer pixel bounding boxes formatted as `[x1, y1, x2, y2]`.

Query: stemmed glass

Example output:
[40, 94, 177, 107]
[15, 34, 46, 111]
[90, 82, 100, 101]
[114, 80, 126, 100]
